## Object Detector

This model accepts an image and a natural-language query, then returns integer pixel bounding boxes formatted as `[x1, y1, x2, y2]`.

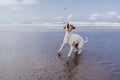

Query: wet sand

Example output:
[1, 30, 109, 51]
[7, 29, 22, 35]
[0, 31, 120, 80]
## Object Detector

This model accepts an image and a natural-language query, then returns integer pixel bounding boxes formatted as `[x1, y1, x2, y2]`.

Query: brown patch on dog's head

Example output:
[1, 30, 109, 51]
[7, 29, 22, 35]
[64, 25, 66, 29]
[70, 24, 76, 30]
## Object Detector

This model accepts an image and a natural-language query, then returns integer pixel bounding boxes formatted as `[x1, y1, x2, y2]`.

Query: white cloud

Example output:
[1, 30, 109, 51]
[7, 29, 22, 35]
[53, 16, 63, 20]
[22, 0, 38, 4]
[90, 13, 103, 20]
[117, 16, 120, 19]
[31, 16, 40, 19]
[106, 11, 117, 18]
[90, 11, 120, 21]
[11, 6, 21, 11]
[0, 0, 38, 6]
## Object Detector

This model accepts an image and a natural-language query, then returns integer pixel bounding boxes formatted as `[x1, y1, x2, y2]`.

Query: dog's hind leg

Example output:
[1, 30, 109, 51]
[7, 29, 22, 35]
[77, 41, 83, 54]
[67, 46, 74, 57]
[73, 41, 79, 53]
[77, 46, 82, 54]
[74, 42, 79, 53]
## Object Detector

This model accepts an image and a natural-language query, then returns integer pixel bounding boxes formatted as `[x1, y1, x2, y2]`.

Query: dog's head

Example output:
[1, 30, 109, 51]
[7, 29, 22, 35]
[64, 23, 76, 31]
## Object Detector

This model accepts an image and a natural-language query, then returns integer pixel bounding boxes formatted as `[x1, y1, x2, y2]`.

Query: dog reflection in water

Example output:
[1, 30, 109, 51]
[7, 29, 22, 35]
[58, 54, 81, 80]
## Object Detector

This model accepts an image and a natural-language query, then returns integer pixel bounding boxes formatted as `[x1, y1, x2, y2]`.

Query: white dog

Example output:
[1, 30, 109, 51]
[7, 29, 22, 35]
[58, 23, 88, 57]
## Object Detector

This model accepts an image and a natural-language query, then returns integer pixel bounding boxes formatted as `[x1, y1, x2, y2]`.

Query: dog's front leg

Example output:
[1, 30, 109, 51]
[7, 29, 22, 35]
[67, 46, 73, 57]
[58, 43, 65, 56]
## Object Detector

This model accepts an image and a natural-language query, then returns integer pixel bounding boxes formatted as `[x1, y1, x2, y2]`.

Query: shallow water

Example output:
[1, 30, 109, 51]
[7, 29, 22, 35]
[0, 31, 120, 80]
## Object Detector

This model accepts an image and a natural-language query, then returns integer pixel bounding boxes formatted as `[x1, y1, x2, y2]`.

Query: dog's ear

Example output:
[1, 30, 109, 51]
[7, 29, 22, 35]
[64, 25, 66, 29]
[70, 24, 76, 29]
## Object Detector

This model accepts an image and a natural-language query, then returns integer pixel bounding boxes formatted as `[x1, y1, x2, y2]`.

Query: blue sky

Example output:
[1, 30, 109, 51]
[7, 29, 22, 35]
[0, 0, 120, 22]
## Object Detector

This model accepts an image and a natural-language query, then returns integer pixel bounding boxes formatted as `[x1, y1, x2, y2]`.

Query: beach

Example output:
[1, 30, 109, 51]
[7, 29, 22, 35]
[0, 30, 120, 80]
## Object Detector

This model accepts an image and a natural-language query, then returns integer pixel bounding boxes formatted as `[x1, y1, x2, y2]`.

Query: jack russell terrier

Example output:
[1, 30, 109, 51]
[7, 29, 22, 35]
[58, 23, 88, 57]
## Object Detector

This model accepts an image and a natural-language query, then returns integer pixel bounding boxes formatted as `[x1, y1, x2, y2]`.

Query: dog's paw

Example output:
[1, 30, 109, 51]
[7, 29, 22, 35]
[74, 50, 78, 53]
[58, 52, 62, 56]
[78, 50, 82, 54]
[67, 54, 71, 57]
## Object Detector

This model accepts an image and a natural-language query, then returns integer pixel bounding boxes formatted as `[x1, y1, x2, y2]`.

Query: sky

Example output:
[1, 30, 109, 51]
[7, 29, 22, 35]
[0, 0, 120, 23]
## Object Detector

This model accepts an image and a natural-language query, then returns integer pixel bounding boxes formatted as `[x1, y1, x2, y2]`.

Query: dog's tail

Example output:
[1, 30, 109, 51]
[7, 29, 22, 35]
[84, 36, 88, 43]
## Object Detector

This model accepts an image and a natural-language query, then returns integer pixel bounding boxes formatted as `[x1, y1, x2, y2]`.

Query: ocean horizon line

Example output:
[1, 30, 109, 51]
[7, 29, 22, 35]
[0, 21, 120, 27]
